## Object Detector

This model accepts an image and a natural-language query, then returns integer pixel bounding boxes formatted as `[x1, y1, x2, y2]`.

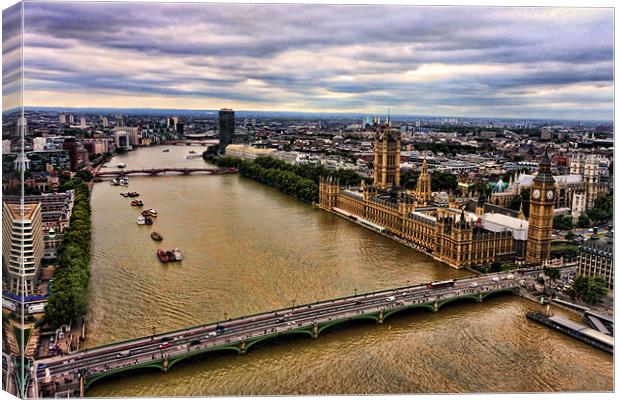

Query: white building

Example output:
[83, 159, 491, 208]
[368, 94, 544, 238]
[2, 202, 44, 296]
[33, 137, 47, 152]
[80, 117, 87, 129]
[59, 112, 66, 124]
[2, 139, 11, 154]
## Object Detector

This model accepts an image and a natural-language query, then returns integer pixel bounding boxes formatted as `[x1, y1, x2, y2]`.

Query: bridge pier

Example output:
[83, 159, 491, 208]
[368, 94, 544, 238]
[378, 309, 384, 324]
[477, 293, 483, 303]
[162, 355, 169, 372]
[79, 376, 84, 398]
[313, 321, 318, 339]
[239, 340, 246, 355]
[433, 301, 438, 312]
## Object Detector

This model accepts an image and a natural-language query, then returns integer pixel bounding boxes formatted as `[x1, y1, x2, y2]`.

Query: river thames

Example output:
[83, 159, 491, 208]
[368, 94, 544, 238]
[84, 146, 612, 396]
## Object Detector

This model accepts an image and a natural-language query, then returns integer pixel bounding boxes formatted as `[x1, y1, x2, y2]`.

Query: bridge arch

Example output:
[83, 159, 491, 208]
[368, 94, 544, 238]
[244, 328, 314, 353]
[382, 302, 436, 321]
[85, 362, 164, 389]
[436, 294, 481, 310]
[481, 287, 518, 300]
[316, 314, 379, 336]
[167, 345, 241, 369]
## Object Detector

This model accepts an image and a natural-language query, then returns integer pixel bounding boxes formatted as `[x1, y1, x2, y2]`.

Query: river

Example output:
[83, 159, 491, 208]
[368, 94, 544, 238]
[84, 145, 612, 396]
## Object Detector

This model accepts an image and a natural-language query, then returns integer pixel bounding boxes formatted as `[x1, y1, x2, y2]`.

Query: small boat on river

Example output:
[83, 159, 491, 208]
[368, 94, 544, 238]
[157, 248, 182, 262]
[151, 232, 163, 241]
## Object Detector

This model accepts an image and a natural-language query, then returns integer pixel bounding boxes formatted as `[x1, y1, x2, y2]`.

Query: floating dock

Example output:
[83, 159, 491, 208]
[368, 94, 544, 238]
[526, 312, 613, 354]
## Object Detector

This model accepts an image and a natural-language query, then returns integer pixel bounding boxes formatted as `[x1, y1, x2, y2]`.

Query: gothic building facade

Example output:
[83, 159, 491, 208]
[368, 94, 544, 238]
[319, 120, 555, 269]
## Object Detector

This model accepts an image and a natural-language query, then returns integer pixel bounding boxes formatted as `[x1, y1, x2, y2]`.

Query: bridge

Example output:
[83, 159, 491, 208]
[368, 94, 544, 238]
[28, 268, 550, 397]
[95, 167, 238, 177]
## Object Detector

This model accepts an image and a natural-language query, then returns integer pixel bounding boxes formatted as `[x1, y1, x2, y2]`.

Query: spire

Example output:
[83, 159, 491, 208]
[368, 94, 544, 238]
[517, 201, 526, 220]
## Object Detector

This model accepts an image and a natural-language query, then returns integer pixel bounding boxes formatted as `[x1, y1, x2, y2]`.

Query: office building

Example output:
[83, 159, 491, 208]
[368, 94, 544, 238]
[578, 231, 614, 289]
[2, 202, 44, 296]
[218, 108, 235, 154]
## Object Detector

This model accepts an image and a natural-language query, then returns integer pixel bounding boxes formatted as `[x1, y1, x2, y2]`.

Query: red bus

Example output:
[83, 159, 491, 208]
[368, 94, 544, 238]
[427, 280, 455, 289]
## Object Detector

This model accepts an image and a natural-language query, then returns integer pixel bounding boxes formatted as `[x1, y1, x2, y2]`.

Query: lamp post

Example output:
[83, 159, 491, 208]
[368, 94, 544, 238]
[354, 288, 358, 296]
[292, 299, 296, 309]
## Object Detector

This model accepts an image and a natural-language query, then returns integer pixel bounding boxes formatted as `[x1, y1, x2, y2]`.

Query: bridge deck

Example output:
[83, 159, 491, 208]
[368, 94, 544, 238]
[32, 268, 552, 397]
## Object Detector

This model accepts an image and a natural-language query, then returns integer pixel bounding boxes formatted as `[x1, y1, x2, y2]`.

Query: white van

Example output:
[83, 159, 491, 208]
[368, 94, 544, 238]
[386, 296, 396, 302]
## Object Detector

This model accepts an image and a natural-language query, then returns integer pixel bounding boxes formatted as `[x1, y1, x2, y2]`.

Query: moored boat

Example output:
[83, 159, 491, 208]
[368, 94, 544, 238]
[156, 248, 182, 262]
[151, 232, 163, 241]
[136, 216, 146, 225]
[172, 248, 183, 261]
[145, 208, 157, 217]
[131, 199, 143, 207]
[144, 216, 154, 225]
[163, 149, 170, 152]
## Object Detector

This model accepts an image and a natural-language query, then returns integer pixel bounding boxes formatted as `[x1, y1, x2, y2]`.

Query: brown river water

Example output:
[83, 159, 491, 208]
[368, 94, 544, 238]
[84, 146, 612, 396]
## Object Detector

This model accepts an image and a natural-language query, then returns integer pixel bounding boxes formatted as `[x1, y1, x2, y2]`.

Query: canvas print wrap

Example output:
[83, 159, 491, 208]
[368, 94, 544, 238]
[0, 2, 614, 398]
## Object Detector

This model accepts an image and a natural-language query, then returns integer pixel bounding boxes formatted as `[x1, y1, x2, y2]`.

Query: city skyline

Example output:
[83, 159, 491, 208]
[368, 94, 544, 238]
[2, 3, 614, 120]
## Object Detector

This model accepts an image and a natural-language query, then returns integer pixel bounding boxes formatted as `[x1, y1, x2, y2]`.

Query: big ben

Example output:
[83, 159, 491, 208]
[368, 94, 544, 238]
[526, 151, 556, 265]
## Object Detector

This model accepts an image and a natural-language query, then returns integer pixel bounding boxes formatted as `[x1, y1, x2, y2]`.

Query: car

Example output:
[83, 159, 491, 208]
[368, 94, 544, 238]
[160, 337, 171, 342]
[159, 342, 171, 350]
[206, 332, 217, 338]
[277, 318, 286, 323]
[386, 296, 396, 302]
[190, 339, 201, 346]
[491, 277, 500, 282]
[216, 326, 226, 332]
[469, 282, 478, 288]
[49, 336, 55, 343]
[355, 300, 363, 305]
[117, 350, 131, 357]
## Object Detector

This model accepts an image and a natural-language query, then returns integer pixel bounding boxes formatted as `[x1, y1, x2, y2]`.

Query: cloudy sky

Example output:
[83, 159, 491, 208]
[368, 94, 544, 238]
[3, 3, 614, 120]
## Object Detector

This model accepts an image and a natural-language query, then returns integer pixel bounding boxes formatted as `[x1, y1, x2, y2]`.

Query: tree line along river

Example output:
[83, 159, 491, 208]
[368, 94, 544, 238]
[83, 146, 612, 396]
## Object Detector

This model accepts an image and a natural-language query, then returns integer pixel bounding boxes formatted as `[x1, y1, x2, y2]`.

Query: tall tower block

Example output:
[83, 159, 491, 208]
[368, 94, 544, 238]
[526, 151, 556, 265]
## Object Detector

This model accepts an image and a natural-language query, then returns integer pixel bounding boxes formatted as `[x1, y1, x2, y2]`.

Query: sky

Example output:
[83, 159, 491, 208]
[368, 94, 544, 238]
[2, 2, 615, 120]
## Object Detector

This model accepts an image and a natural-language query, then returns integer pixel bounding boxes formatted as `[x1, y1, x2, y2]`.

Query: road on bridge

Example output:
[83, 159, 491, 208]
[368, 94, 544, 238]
[32, 267, 552, 396]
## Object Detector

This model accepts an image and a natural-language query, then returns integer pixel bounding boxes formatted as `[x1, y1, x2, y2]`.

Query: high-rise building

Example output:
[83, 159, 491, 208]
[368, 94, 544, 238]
[526, 150, 556, 265]
[372, 116, 400, 189]
[2, 139, 11, 154]
[59, 112, 66, 124]
[80, 117, 86, 129]
[68, 114, 75, 124]
[102, 116, 109, 127]
[2, 202, 44, 296]
[218, 108, 235, 154]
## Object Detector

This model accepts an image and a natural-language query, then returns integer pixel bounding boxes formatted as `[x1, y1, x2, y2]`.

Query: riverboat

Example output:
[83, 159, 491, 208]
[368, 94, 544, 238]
[131, 200, 143, 207]
[163, 149, 170, 152]
[136, 216, 146, 225]
[157, 248, 182, 262]
[151, 232, 163, 241]
[144, 208, 157, 217]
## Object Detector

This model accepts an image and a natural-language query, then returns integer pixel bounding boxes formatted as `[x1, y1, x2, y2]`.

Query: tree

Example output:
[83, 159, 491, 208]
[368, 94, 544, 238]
[543, 267, 561, 280]
[577, 215, 591, 228]
[490, 261, 502, 273]
[553, 215, 573, 230]
[400, 169, 419, 189]
[431, 171, 458, 192]
[571, 275, 608, 305]
[565, 231, 576, 242]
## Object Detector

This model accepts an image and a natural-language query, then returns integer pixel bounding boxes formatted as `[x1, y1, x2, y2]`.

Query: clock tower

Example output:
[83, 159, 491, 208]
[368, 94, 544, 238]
[526, 150, 556, 265]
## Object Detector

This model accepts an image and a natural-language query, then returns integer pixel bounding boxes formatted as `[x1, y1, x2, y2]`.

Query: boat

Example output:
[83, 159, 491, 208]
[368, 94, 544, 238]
[117, 163, 126, 168]
[144, 216, 154, 225]
[136, 216, 146, 225]
[127, 191, 140, 197]
[151, 232, 163, 241]
[131, 200, 143, 207]
[145, 208, 157, 217]
[121, 191, 129, 197]
[156, 248, 182, 262]
[163, 149, 170, 152]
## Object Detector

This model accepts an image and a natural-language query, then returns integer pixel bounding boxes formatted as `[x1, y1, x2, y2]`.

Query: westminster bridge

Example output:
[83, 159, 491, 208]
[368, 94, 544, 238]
[28, 267, 555, 398]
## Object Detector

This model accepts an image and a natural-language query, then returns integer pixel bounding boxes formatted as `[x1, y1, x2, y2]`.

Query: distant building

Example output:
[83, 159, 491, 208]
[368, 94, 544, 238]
[114, 126, 140, 148]
[59, 112, 66, 124]
[33, 137, 47, 152]
[68, 114, 75, 125]
[102, 116, 109, 127]
[80, 117, 86, 129]
[541, 127, 553, 140]
[218, 109, 235, 154]
[26, 150, 70, 172]
[2, 139, 11, 154]
[578, 231, 613, 289]
[2, 202, 44, 296]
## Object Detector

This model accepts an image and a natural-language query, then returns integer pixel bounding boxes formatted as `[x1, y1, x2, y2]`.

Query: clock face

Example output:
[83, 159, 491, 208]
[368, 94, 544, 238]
[546, 190, 554, 200]
[532, 189, 541, 199]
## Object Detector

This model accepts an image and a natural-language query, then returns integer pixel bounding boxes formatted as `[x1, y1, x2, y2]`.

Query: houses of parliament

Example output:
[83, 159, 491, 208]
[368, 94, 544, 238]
[319, 118, 555, 269]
